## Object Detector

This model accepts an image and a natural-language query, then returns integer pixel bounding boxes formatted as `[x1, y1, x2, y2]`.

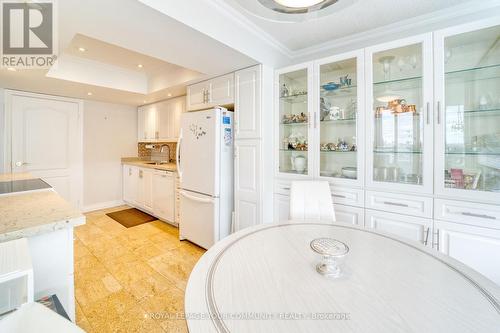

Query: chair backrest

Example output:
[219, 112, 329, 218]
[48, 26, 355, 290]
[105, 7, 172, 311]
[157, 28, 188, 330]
[289, 181, 336, 222]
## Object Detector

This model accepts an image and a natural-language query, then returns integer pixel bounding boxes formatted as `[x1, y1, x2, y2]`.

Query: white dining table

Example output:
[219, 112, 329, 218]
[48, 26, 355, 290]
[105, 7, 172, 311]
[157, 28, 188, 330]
[185, 222, 500, 333]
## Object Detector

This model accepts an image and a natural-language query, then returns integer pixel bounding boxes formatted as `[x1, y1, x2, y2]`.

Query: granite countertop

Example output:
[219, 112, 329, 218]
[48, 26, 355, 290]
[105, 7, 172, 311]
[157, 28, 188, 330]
[0, 174, 85, 243]
[121, 157, 177, 172]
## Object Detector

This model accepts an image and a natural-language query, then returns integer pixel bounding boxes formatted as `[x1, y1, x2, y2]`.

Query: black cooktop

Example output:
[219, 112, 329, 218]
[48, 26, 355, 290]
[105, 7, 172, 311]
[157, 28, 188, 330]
[0, 178, 52, 195]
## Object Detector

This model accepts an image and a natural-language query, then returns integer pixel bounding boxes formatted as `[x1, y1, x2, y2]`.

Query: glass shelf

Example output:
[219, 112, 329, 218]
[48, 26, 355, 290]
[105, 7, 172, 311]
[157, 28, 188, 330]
[320, 86, 357, 97]
[373, 76, 422, 86]
[462, 108, 500, 115]
[445, 151, 500, 156]
[374, 150, 423, 154]
[280, 93, 308, 104]
[445, 63, 500, 82]
[320, 150, 357, 154]
[280, 122, 308, 126]
[320, 118, 356, 124]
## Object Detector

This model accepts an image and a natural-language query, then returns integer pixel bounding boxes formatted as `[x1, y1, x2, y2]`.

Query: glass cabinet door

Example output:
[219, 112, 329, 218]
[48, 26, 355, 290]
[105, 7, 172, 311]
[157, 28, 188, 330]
[278, 67, 310, 175]
[440, 24, 500, 195]
[318, 56, 360, 183]
[368, 38, 432, 192]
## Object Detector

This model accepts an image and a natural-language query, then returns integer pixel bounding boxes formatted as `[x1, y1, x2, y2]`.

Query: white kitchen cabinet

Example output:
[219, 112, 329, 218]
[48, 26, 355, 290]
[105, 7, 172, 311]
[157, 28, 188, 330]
[235, 66, 261, 139]
[138, 104, 158, 142]
[335, 204, 364, 226]
[434, 220, 500, 285]
[365, 33, 434, 194]
[365, 209, 433, 246]
[234, 139, 261, 231]
[365, 190, 433, 219]
[157, 97, 184, 142]
[123, 165, 138, 204]
[434, 20, 500, 204]
[209, 73, 234, 106]
[137, 168, 153, 212]
[187, 73, 235, 111]
[187, 81, 209, 111]
[138, 97, 185, 142]
[274, 193, 290, 223]
[152, 170, 175, 222]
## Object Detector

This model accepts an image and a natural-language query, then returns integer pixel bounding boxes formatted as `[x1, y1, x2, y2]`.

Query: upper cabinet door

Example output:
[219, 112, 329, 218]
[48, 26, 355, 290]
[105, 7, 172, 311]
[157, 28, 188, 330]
[187, 81, 209, 111]
[235, 65, 262, 139]
[156, 97, 185, 141]
[434, 21, 500, 204]
[209, 73, 235, 106]
[276, 64, 314, 178]
[315, 50, 365, 187]
[365, 34, 434, 194]
[138, 104, 157, 142]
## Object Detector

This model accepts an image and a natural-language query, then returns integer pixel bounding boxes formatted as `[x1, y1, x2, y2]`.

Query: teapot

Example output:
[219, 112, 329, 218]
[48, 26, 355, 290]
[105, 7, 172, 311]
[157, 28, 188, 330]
[291, 155, 307, 173]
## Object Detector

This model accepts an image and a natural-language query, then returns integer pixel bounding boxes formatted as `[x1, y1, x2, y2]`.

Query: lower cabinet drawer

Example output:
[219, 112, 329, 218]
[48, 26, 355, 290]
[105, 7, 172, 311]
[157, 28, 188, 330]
[366, 191, 433, 218]
[334, 205, 364, 226]
[365, 209, 432, 246]
[435, 199, 500, 230]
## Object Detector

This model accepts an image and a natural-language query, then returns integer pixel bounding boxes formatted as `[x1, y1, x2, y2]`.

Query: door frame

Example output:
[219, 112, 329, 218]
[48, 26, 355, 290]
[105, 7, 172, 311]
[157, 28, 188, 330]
[3, 89, 84, 209]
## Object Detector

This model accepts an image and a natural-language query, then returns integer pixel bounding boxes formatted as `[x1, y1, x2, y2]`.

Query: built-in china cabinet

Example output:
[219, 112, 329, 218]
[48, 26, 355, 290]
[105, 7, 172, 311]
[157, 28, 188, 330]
[274, 18, 500, 285]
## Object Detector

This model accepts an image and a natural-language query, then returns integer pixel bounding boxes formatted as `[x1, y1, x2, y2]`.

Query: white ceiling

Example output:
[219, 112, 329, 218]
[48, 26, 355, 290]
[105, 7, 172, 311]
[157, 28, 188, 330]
[0, 0, 258, 106]
[224, 0, 479, 51]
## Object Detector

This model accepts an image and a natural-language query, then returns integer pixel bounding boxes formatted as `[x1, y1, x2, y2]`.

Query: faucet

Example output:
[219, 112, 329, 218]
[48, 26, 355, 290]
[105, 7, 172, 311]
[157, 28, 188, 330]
[159, 144, 170, 163]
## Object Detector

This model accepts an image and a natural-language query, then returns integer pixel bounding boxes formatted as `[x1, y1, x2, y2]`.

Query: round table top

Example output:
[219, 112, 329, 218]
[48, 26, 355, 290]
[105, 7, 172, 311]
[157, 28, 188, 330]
[185, 222, 500, 333]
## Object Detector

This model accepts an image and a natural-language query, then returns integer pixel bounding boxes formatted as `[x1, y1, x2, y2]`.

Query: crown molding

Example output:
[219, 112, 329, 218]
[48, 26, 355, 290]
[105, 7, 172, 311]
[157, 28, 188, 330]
[208, 0, 294, 59]
[289, 0, 500, 59]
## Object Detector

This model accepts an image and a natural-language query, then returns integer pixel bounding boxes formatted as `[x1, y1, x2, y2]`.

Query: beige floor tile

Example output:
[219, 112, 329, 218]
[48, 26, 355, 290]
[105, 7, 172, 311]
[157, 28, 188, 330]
[77, 206, 206, 332]
[160, 319, 189, 333]
[126, 270, 176, 301]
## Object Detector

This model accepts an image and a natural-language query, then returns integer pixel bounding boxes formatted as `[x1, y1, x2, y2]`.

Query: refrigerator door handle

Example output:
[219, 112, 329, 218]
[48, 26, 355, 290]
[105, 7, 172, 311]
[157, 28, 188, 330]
[176, 130, 183, 182]
[179, 190, 215, 204]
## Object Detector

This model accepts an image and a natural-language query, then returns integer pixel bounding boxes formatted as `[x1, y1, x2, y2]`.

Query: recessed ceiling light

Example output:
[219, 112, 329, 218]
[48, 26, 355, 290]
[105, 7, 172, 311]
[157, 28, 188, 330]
[143, 100, 147, 103]
[258, 0, 339, 14]
[274, 0, 324, 7]
[137, 64, 143, 68]
[87, 92, 93, 96]
[7, 67, 16, 72]
[78, 47, 86, 52]
[167, 93, 172, 97]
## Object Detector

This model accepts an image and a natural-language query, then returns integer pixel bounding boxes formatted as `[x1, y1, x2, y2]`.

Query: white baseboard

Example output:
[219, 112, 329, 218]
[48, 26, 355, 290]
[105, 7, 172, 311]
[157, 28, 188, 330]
[82, 200, 125, 213]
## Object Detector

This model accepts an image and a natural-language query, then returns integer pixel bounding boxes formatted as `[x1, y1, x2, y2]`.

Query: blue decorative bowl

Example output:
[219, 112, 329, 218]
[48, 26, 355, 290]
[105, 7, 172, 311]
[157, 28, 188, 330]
[322, 82, 341, 91]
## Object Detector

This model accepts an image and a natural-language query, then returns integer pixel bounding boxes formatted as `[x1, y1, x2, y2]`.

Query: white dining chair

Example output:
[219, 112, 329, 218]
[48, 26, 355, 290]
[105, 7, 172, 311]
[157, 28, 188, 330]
[289, 181, 336, 222]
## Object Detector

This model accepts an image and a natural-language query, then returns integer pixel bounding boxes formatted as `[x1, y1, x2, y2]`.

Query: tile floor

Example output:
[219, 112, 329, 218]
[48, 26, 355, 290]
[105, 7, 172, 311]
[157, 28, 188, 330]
[74, 206, 205, 332]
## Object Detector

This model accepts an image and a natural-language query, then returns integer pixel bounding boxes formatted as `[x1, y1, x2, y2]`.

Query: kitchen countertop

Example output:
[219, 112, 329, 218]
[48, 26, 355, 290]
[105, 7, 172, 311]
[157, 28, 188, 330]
[0, 173, 85, 243]
[121, 157, 177, 172]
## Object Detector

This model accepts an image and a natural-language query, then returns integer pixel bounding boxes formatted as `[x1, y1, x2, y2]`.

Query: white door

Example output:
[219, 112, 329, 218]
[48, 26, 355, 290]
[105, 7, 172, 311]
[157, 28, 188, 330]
[435, 220, 500, 286]
[274, 193, 290, 223]
[179, 190, 218, 249]
[234, 140, 261, 231]
[137, 106, 146, 141]
[365, 33, 434, 194]
[152, 171, 175, 222]
[179, 109, 218, 196]
[209, 73, 234, 106]
[235, 66, 261, 139]
[156, 100, 171, 141]
[7, 91, 82, 208]
[123, 165, 137, 204]
[334, 204, 364, 226]
[187, 82, 208, 111]
[365, 209, 433, 246]
[145, 105, 158, 141]
[143, 169, 153, 212]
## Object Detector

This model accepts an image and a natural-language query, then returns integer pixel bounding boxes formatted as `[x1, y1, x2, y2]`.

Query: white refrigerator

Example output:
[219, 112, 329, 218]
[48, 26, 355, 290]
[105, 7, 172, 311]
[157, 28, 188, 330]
[176, 107, 234, 249]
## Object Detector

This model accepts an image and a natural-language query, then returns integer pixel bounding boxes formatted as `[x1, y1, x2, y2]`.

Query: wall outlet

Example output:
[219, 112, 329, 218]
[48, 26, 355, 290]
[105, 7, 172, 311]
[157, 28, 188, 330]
[145, 144, 155, 149]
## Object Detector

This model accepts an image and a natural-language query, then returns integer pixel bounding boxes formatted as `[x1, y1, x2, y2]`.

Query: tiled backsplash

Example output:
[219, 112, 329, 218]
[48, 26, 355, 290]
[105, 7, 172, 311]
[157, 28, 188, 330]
[138, 142, 177, 162]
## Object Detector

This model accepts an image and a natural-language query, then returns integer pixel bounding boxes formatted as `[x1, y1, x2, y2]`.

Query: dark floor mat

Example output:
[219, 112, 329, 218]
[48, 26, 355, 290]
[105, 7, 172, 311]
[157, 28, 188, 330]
[106, 208, 156, 228]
